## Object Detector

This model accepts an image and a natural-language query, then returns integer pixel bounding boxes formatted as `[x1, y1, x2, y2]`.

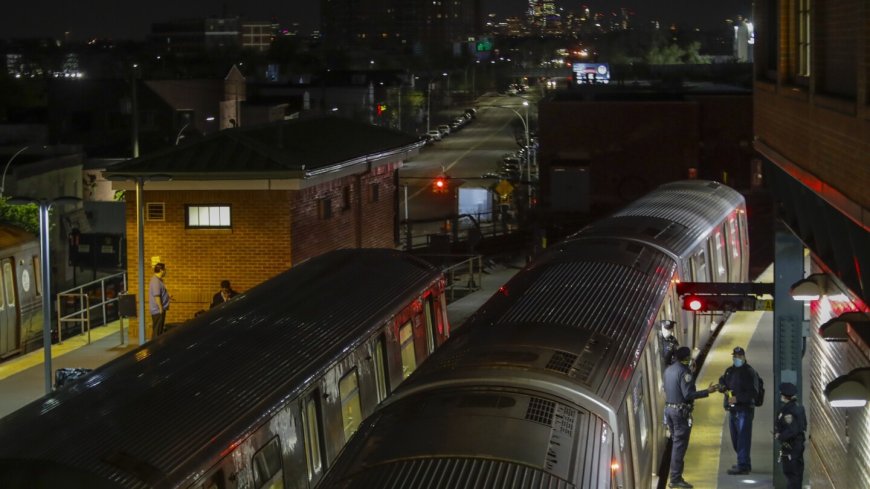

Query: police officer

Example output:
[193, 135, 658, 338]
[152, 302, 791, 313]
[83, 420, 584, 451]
[775, 382, 807, 489]
[718, 346, 761, 474]
[660, 320, 679, 366]
[664, 346, 718, 488]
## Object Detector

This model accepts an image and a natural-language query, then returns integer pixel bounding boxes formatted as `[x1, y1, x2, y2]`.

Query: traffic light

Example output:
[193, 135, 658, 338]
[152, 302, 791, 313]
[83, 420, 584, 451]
[432, 175, 449, 193]
[681, 295, 759, 312]
[376, 103, 387, 115]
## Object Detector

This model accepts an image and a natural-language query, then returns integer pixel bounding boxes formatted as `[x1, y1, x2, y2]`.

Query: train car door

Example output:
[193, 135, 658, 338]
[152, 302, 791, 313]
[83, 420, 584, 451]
[0, 258, 18, 357]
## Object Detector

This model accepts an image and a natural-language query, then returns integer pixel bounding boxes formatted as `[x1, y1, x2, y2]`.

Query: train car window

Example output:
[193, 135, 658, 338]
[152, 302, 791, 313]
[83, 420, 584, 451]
[726, 216, 741, 283]
[251, 437, 284, 489]
[32, 256, 42, 296]
[713, 230, 727, 282]
[3, 261, 14, 306]
[339, 368, 363, 442]
[424, 297, 436, 354]
[373, 335, 390, 402]
[0, 266, 6, 311]
[303, 393, 324, 479]
[194, 470, 226, 489]
[399, 322, 417, 379]
[691, 249, 708, 282]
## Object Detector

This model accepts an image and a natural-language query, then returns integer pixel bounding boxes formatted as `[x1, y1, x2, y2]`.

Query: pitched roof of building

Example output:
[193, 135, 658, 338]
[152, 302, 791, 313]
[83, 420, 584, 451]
[104, 117, 422, 180]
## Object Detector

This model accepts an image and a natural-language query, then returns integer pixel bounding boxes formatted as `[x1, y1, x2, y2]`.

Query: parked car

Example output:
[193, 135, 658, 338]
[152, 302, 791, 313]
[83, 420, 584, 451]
[426, 130, 442, 142]
[437, 124, 451, 137]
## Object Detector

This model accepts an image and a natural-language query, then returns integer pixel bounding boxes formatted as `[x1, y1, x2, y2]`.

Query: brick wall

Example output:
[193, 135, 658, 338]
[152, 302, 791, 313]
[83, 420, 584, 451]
[290, 162, 399, 263]
[125, 189, 293, 332]
[754, 0, 870, 210]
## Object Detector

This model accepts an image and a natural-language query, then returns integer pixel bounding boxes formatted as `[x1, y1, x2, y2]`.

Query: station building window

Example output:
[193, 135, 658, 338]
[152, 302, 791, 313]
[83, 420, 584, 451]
[186, 205, 231, 228]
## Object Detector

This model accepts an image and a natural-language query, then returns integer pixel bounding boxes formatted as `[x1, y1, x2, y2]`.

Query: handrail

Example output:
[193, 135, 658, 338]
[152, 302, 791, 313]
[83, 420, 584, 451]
[56, 272, 127, 345]
[439, 255, 484, 302]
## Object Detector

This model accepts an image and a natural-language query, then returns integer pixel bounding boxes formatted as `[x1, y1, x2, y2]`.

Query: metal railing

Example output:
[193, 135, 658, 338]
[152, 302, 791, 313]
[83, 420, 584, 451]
[416, 254, 484, 303]
[56, 272, 127, 345]
[401, 209, 519, 251]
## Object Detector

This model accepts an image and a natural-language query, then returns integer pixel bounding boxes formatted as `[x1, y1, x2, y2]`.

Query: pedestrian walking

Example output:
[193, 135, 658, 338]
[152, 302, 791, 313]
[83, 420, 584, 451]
[775, 382, 807, 489]
[664, 346, 718, 488]
[149, 263, 170, 338]
[718, 346, 763, 475]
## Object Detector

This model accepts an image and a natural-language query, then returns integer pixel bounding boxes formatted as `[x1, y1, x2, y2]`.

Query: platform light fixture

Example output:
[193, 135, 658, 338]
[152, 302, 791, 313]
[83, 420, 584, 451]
[789, 273, 827, 301]
[819, 311, 870, 341]
[825, 368, 870, 408]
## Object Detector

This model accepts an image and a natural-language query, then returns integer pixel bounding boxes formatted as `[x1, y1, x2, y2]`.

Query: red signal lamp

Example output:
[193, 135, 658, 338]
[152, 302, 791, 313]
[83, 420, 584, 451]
[432, 176, 449, 193]
[684, 296, 705, 311]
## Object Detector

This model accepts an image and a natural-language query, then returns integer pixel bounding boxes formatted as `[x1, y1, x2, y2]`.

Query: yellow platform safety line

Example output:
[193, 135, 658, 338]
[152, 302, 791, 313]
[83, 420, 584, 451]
[0, 321, 126, 381]
[681, 264, 774, 486]
[682, 310, 766, 485]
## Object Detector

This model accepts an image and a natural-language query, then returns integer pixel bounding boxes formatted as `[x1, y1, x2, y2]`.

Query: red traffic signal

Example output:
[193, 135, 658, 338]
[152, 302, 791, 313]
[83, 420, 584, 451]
[432, 176, 449, 193]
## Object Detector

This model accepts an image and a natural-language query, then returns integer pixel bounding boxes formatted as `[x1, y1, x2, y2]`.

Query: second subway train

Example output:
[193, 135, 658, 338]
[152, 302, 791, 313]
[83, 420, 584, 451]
[319, 180, 749, 489]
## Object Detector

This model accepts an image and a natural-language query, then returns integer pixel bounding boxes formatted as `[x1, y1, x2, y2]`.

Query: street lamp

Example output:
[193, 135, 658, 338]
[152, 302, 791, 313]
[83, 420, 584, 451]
[1, 146, 29, 197]
[8, 195, 81, 394]
[491, 102, 533, 202]
[104, 173, 171, 345]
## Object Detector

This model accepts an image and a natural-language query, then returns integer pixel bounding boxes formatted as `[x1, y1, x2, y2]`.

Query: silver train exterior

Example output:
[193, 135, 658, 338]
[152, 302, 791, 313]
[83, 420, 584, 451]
[0, 249, 450, 489]
[0, 224, 42, 359]
[318, 180, 748, 489]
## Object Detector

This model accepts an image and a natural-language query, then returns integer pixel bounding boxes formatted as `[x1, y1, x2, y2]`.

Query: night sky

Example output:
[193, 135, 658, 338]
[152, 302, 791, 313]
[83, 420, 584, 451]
[2, 1, 750, 41]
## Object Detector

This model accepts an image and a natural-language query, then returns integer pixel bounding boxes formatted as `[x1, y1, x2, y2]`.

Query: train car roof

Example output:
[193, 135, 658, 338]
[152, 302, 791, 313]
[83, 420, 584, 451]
[0, 249, 441, 488]
[403, 236, 676, 412]
[573, 180, 745, 260]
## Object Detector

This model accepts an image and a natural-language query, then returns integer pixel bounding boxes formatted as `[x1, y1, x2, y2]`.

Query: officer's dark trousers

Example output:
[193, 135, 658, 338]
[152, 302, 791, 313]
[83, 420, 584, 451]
[729, 408, 754, 470]
[782, 441, 804, 489]
[665, 406, 691, 480]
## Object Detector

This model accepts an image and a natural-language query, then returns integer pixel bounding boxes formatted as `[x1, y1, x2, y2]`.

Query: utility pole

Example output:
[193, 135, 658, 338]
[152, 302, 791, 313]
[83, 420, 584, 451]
[131, 64, 139, 158]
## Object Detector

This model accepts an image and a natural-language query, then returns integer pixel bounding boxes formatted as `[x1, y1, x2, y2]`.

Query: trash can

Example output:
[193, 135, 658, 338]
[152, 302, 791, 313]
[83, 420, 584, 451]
[118, 294, 136, 317]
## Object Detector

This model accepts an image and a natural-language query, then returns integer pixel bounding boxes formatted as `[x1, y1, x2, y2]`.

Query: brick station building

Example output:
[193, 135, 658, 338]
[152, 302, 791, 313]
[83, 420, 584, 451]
[104, 117, 423, 331]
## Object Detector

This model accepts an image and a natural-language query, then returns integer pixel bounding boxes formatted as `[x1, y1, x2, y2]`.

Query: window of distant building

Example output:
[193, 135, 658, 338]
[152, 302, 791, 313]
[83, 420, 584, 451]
[318, 198, 333, 219]
[186, 205, 231, 228]
[798, 0, 811, 79]
[342, 186, 351, 211]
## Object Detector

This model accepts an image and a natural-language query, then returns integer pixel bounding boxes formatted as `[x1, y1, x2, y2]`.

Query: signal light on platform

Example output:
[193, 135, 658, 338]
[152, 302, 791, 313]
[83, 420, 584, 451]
[685, 296, 705, 311]
[681, 294, 759, 312]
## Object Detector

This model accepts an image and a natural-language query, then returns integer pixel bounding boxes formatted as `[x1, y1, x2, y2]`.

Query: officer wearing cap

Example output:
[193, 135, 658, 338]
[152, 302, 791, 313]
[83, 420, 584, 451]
[717, 346, 762, 475]
[775, 382, 807, 489]
[664, 346, 718, 488]
[660, 320, 679, 366]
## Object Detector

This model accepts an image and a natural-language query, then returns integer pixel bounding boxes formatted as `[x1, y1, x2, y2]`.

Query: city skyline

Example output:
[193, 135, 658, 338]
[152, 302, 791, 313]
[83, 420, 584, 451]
[2, 0, 751, 41]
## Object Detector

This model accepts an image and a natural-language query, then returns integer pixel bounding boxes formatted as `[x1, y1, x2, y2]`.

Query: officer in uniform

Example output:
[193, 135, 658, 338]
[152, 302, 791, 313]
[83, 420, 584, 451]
[664, 346, 718, 488]
[775, 382, 807, 489]
[660, 320, 679, 366]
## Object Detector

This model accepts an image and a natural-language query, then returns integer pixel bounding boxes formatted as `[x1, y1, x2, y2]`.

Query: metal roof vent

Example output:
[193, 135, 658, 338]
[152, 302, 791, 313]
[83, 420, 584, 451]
[545, 351, 578, 374]
[525, 397, 555, 426]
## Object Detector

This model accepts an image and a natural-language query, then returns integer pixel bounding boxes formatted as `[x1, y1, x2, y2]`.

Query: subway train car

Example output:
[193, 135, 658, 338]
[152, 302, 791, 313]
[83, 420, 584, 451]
[318, 180, 748, 489]
[0, 249, 449, 489]
[0, 224, 42, 359]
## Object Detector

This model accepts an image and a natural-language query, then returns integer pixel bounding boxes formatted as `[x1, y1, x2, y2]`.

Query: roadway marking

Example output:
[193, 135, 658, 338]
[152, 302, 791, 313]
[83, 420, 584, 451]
[403, 113, 514, 200]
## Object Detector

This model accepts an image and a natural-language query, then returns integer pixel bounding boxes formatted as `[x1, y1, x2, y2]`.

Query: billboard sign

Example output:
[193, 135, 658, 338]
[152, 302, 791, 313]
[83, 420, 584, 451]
[572, 63, 610, 84]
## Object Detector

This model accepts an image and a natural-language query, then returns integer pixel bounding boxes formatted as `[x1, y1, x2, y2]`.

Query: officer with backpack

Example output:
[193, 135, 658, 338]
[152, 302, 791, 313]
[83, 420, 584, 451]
[717, 346, 764, 475]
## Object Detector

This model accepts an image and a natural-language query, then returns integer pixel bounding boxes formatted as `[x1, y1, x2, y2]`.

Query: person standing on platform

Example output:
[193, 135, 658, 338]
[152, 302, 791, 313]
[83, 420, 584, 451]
[775, 382, 807, 489]
[664, 346, 718, 488]
[149, 263, 170, 338]
[660, 320, 679, 366]
[210, 280, 238, 308]
[718, 346, 762, 475]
